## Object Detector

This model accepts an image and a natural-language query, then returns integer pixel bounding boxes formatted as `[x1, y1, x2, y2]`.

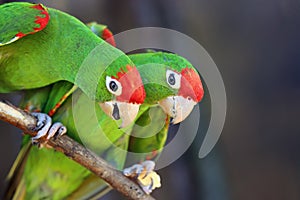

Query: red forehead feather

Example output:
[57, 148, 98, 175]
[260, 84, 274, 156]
[113, 66, 146, 104]
[179, 67, 204, 102]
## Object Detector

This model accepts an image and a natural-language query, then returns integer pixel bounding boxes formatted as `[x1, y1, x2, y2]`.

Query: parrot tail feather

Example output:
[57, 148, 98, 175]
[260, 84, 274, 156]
[4, 142, 31, 200]
[66, 174, 112, 200]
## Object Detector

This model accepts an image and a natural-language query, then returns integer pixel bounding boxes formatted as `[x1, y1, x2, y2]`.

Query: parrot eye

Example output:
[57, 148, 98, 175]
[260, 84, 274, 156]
[168, 74, 176, 85]
[109, 81, 118, 92]
[106, 76, 122, 96]
[166, 69, 181, 89]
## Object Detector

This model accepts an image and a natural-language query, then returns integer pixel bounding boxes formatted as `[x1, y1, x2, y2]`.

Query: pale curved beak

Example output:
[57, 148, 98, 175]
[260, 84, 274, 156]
[158, 96, 197, 124]
[100, 101, 140, 128]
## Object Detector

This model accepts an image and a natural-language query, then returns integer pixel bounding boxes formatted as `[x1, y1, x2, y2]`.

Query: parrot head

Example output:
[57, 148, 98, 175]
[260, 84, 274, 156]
[158, 66, 203, 124]
[130, 52, 204, 124]
[72, 24, 145, 128]
[97, 57, 146, 128]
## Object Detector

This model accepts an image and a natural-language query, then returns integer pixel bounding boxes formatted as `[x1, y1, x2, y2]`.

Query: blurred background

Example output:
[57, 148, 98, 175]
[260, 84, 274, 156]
[1, 0, 300, 199]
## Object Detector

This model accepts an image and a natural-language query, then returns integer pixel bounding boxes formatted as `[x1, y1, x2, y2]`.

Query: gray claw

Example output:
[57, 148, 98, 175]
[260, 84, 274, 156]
[123, 164, 144, 177]
[32, 112, 48, 131]
[31, 113, 52, 141]
[47, 122, 67, 139]
[31, 113, 67, 145]
[123, 160, 161, 194]
[141, 160, 155, 173]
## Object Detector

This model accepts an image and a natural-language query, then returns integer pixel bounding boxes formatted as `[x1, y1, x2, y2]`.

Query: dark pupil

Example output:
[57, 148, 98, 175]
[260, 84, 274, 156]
[168, 74, 176, 85]
[109, 81, 118, 92]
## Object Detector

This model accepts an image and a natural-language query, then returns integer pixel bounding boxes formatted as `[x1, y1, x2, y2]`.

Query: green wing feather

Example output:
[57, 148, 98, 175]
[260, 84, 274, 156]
[0, 2, 101, 92]
[0, 3, 49, 45]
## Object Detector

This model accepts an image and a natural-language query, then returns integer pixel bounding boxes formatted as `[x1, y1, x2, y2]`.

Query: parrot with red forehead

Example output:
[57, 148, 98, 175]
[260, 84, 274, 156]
[0, 2, 146, 199]
[0, 2, 145, 126]
[122, 51, 204, 193]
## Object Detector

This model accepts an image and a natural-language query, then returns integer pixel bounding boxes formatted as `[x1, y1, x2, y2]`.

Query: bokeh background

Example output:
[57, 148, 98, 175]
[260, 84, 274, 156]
[1, 0, 300, 199]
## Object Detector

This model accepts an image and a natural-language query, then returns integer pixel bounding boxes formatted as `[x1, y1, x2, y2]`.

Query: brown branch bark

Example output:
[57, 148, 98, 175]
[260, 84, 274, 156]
[0, 101, 155, 200]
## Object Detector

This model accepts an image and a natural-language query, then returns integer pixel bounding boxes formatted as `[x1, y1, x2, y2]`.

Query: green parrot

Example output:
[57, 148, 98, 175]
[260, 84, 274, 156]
[2, 3, 204, 199]
[122, 52, 204, 193]
[0, 2, 145, 199]
[0, 2, 146, 126]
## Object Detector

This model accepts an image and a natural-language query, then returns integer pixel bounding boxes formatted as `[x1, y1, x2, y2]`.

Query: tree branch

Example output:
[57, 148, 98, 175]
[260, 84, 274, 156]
[0, 101, 155, 200]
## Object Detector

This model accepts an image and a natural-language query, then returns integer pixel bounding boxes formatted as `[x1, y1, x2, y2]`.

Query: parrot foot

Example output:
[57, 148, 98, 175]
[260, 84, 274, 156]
[123, 160, 161, 194]
[31, 112, 67, 147]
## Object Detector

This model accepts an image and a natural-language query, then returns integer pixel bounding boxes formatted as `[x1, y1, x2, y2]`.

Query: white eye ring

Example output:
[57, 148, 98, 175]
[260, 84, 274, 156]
[106, 76, 122, 96]
[166, 69, 181, 89]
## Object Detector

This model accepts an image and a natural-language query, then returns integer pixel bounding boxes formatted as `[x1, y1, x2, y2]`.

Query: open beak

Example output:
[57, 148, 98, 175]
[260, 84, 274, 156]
[158, 96, 197, 124]
[100, 101, 140, 128]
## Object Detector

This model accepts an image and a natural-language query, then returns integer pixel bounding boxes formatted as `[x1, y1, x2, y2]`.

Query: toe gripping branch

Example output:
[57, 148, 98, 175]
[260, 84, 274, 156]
[31, 112, 67, 147]
[123, 160, 161, 194]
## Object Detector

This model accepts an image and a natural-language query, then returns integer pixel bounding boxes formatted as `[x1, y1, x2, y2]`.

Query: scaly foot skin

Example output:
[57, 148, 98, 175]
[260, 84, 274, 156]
[123, 160, 161, 194]
[31, 112, 67, 147]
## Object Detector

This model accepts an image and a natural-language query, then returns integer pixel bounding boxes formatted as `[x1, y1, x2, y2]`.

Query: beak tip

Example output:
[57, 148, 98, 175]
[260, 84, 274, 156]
[171, 118, 180, 124]
[170, 117, 176, 124]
